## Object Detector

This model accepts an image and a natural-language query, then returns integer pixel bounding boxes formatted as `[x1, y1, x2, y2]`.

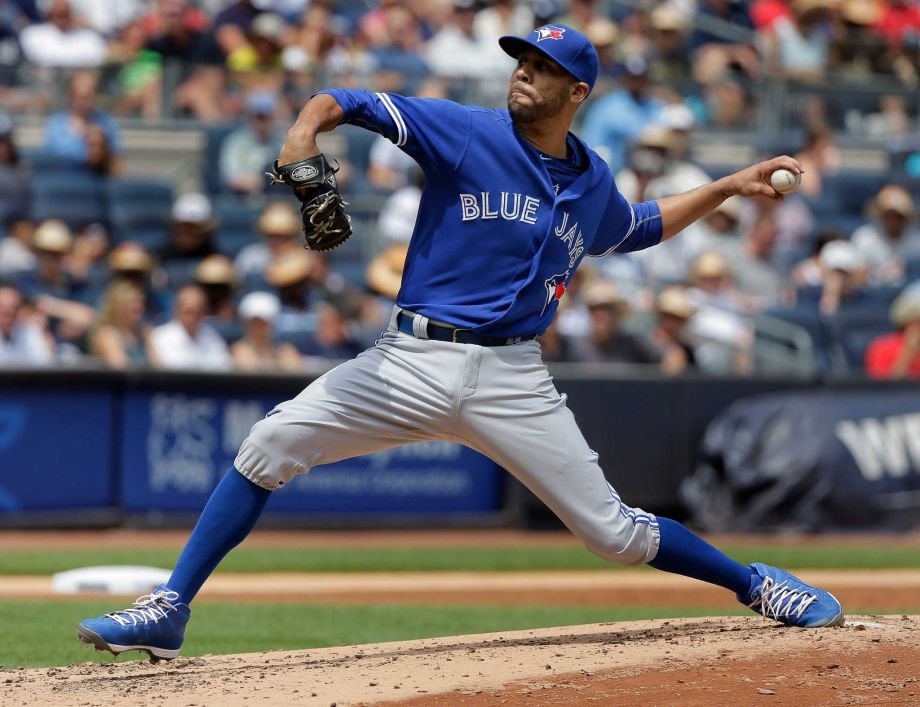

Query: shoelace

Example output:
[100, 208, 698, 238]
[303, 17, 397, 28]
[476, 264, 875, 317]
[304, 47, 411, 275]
[751, 576, 817, 622]
[105, 590, 180, 627]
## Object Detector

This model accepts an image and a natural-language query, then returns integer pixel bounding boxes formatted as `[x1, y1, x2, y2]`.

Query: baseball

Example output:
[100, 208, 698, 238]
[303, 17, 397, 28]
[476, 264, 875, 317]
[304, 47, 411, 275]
[770, 168, 801, 194]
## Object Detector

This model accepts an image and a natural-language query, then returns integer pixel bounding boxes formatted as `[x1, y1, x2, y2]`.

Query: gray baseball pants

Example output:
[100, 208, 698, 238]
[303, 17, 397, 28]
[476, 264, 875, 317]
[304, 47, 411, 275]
[235, 308, 660, 565]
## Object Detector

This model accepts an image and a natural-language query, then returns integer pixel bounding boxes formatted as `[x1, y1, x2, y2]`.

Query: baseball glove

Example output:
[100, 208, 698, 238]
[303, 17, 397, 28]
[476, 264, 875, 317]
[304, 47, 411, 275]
[266, 154, 352, 252]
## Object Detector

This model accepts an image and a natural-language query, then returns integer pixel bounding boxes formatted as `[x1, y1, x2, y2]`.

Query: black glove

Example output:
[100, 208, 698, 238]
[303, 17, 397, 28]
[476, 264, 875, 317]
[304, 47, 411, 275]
[266, 154, 352, 252]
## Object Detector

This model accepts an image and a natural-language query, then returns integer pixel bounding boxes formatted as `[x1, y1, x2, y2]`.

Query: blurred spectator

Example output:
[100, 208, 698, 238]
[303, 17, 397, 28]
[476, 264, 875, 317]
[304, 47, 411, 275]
[750, 0, 793, 29]
[212, 0, 262, 57]
[851, 185, 920, 285]
[0, 216, 37, 279]
[807, 239, 869, 315]
[682, 196, 743, 264]
[872, 0, 920, 50]
[305, 300, 364, 360]
[536, 320, 581, 363]
[426, 0, 509, 87]
[366, 241, 407, 302]
[194, 254, 239, 342]
[720, 213, 786, 311]
[89, 280, 152, 368]
[160, 193, 218, 273]
[583, 55, 665, 174]
[149, 282, 231, 370]
[760, 0, 835, 83]
[650, 286, 698, 376]
[474, 0, 534, 73]
[83, 124, 119, 175]
[107, 241, 168, 318]
[364, 5, 429, 81]
[0, 284, 54, 365]
[43, 71, 122, 168]
[235, 201, 300, 287]
[230, 291, 302, 371]
[583, 17, 620, 81]
[0, 115, 28, 225]
[830, 0, 892, 83]
[686, 250, 754, 373]
[694, 75, 753, 128]
[69, 0, 146, 36]
[647, 6, 692, 86]
[18, 220, 95, 343]
[109, 19, 163, 120]
[19, 0, 106, 68]
[865, 280, 920, 379]
[790, 229, 844, 287]
[265, 243, 320, 341]
[219, 90, 283, 195]
[146, 0, 225, 122]
[572, 279, 658, 364]
[227, 11, 286, 91]
[794, 125, 840, 202]
[282, 4, 349, 78]
[616, 124, 710, 203]
[690, 0, 759, 84]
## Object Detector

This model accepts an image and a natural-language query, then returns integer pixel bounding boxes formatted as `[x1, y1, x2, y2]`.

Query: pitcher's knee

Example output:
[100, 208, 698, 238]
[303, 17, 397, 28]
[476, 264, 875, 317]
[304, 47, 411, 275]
[233, 416, 307, 490]
[583, 520, 660, 566]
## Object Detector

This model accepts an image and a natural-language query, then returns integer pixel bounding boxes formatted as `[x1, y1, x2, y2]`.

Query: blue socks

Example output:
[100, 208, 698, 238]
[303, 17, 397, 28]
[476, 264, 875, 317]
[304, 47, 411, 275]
[167, 467, 271, 603]
[648, 517, 753, 595]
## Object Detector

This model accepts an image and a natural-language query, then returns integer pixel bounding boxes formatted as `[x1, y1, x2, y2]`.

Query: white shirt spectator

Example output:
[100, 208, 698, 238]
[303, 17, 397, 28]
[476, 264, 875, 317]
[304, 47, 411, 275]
[150, 320, 231, 371]
[368, 135, 416, 189]
[0, 323, 54, 366]
[19, 21, 107, 68]
[378, 186, 421, 245]
[851, 222, 920, 285]
[0, 237, 36, 278]
[68, 0, 145, 36]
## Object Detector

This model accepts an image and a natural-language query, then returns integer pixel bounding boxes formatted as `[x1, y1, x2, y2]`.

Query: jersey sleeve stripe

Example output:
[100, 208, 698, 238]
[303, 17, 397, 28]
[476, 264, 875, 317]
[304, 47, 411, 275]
[588, 202, 636, 258]
[375, 92, 407, 147]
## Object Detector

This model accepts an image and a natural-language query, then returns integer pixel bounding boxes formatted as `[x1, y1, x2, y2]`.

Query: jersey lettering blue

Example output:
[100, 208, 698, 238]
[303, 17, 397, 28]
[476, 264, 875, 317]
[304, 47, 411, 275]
[320, 88, 663, 337]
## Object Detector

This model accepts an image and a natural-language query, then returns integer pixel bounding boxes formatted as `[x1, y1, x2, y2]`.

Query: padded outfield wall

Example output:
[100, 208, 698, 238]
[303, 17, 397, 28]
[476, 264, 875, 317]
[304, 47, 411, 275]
[0, 367, 917, 527]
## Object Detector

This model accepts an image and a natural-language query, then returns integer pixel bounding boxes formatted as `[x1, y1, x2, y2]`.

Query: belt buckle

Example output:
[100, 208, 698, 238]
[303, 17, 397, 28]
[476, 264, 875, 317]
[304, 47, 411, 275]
[450, 327, 471, 343]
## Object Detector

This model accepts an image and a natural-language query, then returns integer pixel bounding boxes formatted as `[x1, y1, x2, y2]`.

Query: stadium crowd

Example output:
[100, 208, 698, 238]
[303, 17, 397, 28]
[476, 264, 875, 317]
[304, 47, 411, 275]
[1, 0, 920, 379]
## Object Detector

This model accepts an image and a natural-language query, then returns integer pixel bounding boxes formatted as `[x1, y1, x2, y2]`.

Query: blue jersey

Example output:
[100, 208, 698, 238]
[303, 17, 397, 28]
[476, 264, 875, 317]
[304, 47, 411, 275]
[321, 89, 663, 337]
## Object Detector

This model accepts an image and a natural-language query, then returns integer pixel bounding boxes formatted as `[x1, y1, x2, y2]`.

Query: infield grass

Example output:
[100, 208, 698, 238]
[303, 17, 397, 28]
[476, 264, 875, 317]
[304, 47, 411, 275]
[4, 601, 914, 669]
[1, 544, 919, 575]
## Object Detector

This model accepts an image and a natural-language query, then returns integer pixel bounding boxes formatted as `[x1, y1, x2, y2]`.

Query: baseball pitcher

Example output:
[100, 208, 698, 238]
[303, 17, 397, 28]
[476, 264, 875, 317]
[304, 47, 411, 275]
[79, 24, 843, 662]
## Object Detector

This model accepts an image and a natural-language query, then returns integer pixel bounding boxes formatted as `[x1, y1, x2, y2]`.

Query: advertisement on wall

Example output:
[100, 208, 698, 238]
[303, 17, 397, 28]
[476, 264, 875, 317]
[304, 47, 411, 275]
[120, 391, 503, 516]
[0, 389, 114, 512]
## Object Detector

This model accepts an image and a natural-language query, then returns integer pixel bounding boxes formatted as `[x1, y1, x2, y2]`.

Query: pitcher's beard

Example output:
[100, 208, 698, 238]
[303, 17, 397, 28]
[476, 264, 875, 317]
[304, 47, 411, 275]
[508, 89, 567, 124]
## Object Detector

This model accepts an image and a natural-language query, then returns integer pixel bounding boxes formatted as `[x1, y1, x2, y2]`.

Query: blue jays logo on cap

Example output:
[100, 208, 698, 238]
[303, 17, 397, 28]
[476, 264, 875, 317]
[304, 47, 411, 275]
[535, 25, 566, 42]
[498, 23, 600, 92]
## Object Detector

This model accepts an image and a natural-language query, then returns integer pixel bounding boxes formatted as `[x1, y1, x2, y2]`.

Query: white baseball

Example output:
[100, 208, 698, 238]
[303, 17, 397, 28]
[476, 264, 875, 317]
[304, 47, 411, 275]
[770, 168, 801, 194]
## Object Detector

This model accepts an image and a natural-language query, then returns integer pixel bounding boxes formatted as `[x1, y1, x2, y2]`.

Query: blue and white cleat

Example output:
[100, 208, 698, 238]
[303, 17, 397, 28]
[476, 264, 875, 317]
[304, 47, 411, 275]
[738, 563, 844, 628]
[77, 585, 190, 662]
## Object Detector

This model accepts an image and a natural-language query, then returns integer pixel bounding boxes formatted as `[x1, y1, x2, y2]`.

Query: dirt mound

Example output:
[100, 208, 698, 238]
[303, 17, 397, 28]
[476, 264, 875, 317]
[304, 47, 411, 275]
[4, 616, 918, 706]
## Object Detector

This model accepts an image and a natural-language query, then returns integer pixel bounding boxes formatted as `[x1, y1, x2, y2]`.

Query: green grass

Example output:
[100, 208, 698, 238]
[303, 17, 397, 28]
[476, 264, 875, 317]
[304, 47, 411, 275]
[2, 601, 913, 669]
[0, 544, 918, 576]
[0, 601, 751, 669]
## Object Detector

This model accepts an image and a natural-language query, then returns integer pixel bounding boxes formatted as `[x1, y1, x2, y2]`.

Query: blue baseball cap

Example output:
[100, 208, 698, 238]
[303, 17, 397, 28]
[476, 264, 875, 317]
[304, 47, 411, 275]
[499, 24, 599, 92]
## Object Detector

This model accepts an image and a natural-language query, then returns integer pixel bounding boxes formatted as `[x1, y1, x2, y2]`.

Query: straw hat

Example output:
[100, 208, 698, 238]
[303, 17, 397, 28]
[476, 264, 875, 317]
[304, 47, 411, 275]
[32, 220, 72, 253]
[656, 286, 697, 319]
[109, 242, 152, 272]
[582, 279, 627, 308]
[195, 254, 237, 285]
[874, 185, 914, 218]
[691, 251, 729, 281]
[258, 202, 300, 236]
[266, 245, 317, 287]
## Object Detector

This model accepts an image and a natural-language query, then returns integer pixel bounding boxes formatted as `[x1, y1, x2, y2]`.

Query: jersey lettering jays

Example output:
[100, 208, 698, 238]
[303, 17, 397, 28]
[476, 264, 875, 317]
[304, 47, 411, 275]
[320, 89, 663, 337]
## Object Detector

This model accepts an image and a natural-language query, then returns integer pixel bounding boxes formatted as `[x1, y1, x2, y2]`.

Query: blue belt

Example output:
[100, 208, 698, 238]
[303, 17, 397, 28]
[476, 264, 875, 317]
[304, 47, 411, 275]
[396, 311, 537, 347]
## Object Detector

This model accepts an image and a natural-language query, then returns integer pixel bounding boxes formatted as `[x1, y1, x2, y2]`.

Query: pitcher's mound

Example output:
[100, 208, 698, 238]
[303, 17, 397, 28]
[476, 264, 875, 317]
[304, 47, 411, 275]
[7, 616, 920, 706]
